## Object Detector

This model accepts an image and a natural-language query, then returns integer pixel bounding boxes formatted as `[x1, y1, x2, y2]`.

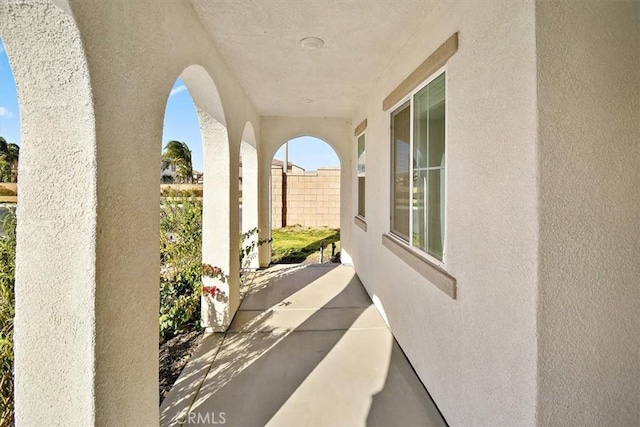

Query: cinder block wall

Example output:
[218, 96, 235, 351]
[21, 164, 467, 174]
[271, 166, 340, 228]
[271, 166, 284, 228]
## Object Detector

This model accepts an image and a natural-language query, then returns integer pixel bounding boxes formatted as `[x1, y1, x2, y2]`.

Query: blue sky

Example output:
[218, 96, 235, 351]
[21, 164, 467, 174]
[0, 39, 20, 146]
[274, 137, 340, 172]
[0, 37, 339, 172]
[163, 79, 205, 170]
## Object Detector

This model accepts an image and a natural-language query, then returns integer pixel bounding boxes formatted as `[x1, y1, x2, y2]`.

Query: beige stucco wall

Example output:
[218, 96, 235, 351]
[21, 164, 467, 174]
[2, 0, 260, 424]
[349, 1, 539, 425]
[5, 0, 637, 424]
[536, 2, 640, 425]
[271, 166, 341, 229]
[351, 1, 639, 425]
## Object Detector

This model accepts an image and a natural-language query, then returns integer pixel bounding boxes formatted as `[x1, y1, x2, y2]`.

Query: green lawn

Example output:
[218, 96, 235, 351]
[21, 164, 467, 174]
[271, 226, 340, 264]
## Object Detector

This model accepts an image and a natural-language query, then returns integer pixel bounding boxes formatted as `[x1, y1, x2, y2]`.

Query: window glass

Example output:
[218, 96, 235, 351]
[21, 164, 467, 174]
[412, 73, 445, 259]
[427, 74, 445, 258]
[413, 84, 430, 252]
[391, 103, 411, 241]
[427, 169, 444, 259]
[392, 71, 445, 261]
[357, 134, 365, 217]
[428, 74, 446, 168]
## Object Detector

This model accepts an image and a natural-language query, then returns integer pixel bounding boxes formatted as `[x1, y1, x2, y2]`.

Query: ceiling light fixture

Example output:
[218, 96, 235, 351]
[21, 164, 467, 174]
[299, 98, 314, 104]
[300, 37, 324, 50]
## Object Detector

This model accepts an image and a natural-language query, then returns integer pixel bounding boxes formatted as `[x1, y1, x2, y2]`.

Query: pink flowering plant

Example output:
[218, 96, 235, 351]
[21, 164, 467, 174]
[159, 196, 269, 340]
[201, 263, 228, 302]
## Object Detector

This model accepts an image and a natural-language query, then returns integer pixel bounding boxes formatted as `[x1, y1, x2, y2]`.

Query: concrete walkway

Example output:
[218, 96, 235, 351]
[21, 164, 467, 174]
[160, 264, 446, 427]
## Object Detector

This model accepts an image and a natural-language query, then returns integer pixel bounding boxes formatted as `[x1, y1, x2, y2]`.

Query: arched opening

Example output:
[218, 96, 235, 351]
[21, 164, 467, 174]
[239, 123, 259, 272]
[0, 40, 20, 185]
[270, 136, 341, 264]
[0, 35, 20, 425]
[160, 78, 203, 185]
[158, 76, 205, 404]
[159, 64, 241, 421]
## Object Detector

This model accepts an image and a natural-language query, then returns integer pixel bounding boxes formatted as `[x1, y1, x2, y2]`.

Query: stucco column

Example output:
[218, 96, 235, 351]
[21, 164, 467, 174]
[339, 162, 353, 265]
[240, 142, 259, 270]
[200, 111, 240, 331]
[257, 148, 273, 267]
[1, 2, 102, 424]
[3, 1, 166, 424]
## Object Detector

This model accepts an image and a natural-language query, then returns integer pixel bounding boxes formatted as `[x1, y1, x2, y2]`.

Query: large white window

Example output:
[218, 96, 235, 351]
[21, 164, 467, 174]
[390, 71, 446, 261]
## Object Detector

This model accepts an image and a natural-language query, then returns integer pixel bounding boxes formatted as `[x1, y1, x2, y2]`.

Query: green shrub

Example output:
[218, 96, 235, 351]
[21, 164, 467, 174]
[0, 210, 16, 425]
[159, 194, 203, 341]
[160, 188, 203, 198]
[158, 195, 263, 340]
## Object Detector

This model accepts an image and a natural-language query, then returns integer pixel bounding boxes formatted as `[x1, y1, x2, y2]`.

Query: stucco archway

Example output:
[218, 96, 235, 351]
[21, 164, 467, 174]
[258, 117, 353, 267]
[164, 65, 239, 332]
[270, 136, 341, 225]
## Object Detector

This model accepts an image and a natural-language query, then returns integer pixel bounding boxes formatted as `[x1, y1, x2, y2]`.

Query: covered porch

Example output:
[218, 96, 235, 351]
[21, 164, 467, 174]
[1, 0, 638, 425]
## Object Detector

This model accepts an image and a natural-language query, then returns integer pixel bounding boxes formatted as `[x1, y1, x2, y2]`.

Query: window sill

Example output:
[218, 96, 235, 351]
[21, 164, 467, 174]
[354, 216, 367, 231]
[381, 234, 456, 299]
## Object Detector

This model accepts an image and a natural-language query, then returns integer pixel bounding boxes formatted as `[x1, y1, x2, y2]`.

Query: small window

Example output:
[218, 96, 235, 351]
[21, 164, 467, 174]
[357, 133, 365, 218]
[390, 71, 446, 261]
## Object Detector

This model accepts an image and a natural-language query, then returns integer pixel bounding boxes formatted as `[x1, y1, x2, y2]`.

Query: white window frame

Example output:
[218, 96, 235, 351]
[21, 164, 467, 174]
[388, 66, 448, 267]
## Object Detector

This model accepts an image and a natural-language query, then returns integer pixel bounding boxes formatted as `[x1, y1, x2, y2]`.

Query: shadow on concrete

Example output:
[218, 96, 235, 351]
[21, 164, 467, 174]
[366, 344, 448, 426]
[187, 268, 365, 426]
[238, 264, 341, 311]
[161, 265, 446, 427]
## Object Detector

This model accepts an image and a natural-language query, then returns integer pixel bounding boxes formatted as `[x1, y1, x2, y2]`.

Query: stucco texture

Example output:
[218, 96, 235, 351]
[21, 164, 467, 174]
[3, 0, 260, 424]
[0, 1, 98, 425]
[200, 109, 240, 331]
[536, 1, 640, 425]
[3, 0, 639, 425]
[350, 1, 539, 425]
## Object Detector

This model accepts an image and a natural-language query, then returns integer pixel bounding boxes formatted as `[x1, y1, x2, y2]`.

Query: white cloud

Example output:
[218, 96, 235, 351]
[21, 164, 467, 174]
[169, 85, 187, 97]
[0, 107, 14, 119]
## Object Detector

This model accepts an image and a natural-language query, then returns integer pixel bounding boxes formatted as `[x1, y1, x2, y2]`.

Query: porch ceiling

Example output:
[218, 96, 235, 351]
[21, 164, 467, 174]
[189, 0, 438, 118]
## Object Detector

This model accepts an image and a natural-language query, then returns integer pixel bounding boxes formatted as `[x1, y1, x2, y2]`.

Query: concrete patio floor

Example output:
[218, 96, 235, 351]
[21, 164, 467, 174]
[160, 264, 447, 427]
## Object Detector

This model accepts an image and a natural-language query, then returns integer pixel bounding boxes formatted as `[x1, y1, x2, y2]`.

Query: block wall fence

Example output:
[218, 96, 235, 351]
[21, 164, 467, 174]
[271, 165, 340, 229]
